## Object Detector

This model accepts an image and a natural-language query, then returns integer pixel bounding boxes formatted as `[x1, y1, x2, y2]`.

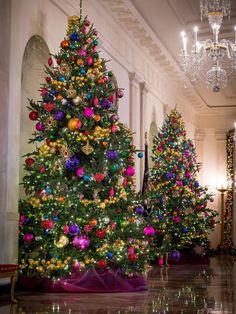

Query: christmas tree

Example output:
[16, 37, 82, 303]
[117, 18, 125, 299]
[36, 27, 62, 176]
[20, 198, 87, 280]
[147, 109, 217, 262]
[19, 15, 151, 291]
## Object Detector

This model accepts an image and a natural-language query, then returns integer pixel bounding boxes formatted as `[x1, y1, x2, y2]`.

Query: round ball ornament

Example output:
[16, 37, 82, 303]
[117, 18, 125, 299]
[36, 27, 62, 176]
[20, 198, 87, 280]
[54, 111, 65, 121]
[70, 32, 80, 41]
[61, 40, 70, 49]
[54, 235, 69, 248]
[135, 205, 144, 215]
[29, 111, 38, 120]
[36, 122, 44, 131]
[72, 96, 82, 105]
[68, 118, 79, 131]
[25, 157, 35, 166]
[144, 226, 155, 236]
[128, 253, 137, 262]
[69, 223, 80, 235]
[72, 261, 80, 272]
[97, 260, 107, 269]
[125, 166, 135, 177]
[106, 150, 118, 160]
[182, 227, 189, 233]
[169, 250, 181, 261]
[23, 233, 34, 242]
[137, 152, 143, 158]
[106, 252, 113, 259]
[72, 235, 90, 250]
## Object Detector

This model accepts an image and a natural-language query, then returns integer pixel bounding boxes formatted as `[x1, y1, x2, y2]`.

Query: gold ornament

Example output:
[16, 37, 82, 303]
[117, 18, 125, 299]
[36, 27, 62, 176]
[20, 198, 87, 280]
[60, 145, 71, 161]
[54, 235, 69, 248]
[68, 117, 79, 131]
[72, 96, 82, 105]
[81, 142, 94, 155]
[46, 116, 56, 128]
[67, 84, 77, 98]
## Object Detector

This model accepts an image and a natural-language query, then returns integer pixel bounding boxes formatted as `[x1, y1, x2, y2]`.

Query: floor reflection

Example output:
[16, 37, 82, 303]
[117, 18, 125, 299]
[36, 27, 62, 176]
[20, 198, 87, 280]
[0, 256, 235, 313]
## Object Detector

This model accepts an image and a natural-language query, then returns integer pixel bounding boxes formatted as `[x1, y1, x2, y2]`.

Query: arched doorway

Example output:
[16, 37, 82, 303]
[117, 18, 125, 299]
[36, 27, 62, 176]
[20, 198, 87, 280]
[19, 35, 50, 198]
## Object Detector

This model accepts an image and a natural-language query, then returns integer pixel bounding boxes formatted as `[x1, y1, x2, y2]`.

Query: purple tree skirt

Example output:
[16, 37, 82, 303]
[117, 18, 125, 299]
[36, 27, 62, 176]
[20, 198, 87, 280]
[20, 268, 148, 293]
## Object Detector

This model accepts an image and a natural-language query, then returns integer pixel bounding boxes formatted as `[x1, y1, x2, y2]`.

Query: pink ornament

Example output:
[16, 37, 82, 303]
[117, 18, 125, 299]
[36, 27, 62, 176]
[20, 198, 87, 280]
[84, 107, 94, 118]
[128, 246, 135, 255]
[84, 225, 93, 232]
[76, 167, 85, 177]
[20, 214, 26, 224]
[144, 226, 155, 236]
[177, 181, 183, 187]
[158, 257, 164, 267]
[63, 224, 69, 234]
[109, 188, 114, 198]
[125, 166, 135, 177]
[77, 120, 82, 129]
[157, 146, 163, 152]
[116, 88, 124, 98]
[36, 122, 44, 131]
[82, 26, 87, 34]
[111, 125, 117, 133]
[87, 56, 93, 65]
[92, 46, 97, 53]
[72, 235, 90, 250]
[41, 88, 47, 96]
[78, 49, 86, 57]
[173, 216, 181, 223]
[72, 261, 80, 272]
[23, 233, 34, 242]
[111, 221, 116, 230]
[93, 97, 99, 106]
[186, 172, 191, 178]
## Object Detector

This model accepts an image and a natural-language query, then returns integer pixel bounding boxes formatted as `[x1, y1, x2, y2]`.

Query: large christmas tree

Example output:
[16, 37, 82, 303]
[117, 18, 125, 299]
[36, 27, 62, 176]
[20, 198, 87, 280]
[18, 15, 151, 291]
[148, 109, 217, 261]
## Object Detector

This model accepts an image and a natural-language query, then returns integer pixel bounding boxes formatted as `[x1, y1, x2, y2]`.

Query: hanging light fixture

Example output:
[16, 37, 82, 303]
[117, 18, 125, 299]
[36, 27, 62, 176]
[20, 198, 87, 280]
[179, 0, 236, 92]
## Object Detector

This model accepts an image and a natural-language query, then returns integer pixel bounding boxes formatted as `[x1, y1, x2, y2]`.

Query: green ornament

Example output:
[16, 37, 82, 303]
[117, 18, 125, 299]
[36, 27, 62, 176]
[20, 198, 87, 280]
[66, 114, 71, 119]
[49, 134, 55, 140]
[116, 218, 121, 227]
[111, 164, 119, 172]
[108, 71, 113, 77]
[121, 151, 128, 158]
[121, 220, 129, 228]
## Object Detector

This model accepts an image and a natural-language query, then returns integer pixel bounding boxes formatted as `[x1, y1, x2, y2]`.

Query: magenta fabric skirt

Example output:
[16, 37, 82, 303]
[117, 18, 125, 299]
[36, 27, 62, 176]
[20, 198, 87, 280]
[20, 268, 148, 293]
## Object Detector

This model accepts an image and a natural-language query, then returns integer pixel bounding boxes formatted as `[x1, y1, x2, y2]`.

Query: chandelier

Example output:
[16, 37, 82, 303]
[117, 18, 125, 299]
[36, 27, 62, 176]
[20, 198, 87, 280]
[179, 0, 236, 92]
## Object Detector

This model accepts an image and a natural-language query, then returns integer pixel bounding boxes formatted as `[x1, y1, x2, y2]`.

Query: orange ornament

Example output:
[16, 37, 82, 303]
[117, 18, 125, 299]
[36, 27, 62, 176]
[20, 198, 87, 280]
[56, 94, 63, 101]
[61, 40, 70, 49]
[68, 118, 79, 131]
[77, 59, 84, 66]
[58, 196, 64, 203]
[98, 78, 105, 85]
[94, 114, 101, 122]
[89, 219, 97, 226]
[102, 141, 108, 147]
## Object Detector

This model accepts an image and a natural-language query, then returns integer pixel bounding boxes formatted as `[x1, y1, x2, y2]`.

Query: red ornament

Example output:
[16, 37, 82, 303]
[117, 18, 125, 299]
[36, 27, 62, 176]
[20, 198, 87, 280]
[41, 88, 47, 96]
[56, 58, 61, 65]
[107, 95, 115, 103]
[128, 254, 137, 262]
[46, 138, 51, 145]
[48, 57, 53, 66]
[44, 102, 54, 112]
[94, 173, 105, 182]
[45, 76, 51, 83]
[96, 229, 106, 238]
[41, 219, 54, 229]
[97, 260, 107, 269]
[85, 20, 90, 26]
[93, 97, 99, 106]
[25, 157, 34, 166]
[29, 111, 38, 120]
[70, 57, 76, 62]
[40, 166, 46, 174]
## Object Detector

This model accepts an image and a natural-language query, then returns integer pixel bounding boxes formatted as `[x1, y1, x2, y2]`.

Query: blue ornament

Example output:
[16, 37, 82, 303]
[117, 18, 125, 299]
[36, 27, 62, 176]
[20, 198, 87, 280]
[70, 33, 80, 41]
[83, 175, 91, 182]
[106, 252, 113, 259]
[137, 152, 143, 158]
[80, 68, 86, 75]
[36, 136, 43, 142]
[70, 43, 76, 49]
[182, 227, 188, 233]
[53, 216, 59, 222]
[135, 205, 144, 215]
[194, 182, 199, 188]
[93, 39, 99, 46]
[24, 218, 30, 225]
[58, 75, 65, 82]
[86, 93, 92, 100]
[45, 187, 53, 194]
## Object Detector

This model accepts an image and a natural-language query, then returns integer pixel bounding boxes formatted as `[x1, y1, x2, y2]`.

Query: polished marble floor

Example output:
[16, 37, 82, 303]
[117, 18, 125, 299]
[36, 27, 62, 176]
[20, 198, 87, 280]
[0, 256, 235, 313]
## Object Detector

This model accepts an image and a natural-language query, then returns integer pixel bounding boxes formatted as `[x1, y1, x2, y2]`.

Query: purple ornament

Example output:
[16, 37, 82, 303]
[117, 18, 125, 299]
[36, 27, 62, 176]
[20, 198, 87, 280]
[169, 250, 181, 261]
[65, 156, 80, 172]
[36, 122, 44, 131]
[101, 99, 112, 109]
[72, 235, 90, 250]
[23, 233, 34, 242]
[69, 223, 80, 235]
[135, 205, 144, 215]
[72, 261, 80, 272]
[54, 111, 65, 120]
[106, 150, 118, 160]
[110, 114, 119, 122]
[144, 226, 155, 236]
[116, 88, 124, 98]
[166, 172, 174, 180]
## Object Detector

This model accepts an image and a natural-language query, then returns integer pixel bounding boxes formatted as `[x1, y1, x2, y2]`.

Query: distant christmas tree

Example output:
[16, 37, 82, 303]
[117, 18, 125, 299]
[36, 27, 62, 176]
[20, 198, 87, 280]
[18, 15, 151, 291]
[148, 108, 217, 261]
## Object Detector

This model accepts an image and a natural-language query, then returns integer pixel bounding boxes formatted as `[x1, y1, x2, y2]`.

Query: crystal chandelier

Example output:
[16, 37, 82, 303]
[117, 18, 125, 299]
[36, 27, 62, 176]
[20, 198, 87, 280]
[179, 0, 236, 92]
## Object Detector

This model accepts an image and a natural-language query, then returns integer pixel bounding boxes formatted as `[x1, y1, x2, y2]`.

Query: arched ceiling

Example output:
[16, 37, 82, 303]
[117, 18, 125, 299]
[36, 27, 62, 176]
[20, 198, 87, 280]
[130, 0, 236, 110]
